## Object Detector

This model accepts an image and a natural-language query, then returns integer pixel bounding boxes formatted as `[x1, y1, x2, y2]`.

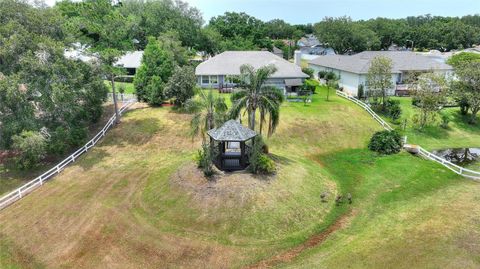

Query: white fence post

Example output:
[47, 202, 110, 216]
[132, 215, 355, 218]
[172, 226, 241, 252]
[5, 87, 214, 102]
[0, 100, 136, 211]
[335, 90, 480, 181]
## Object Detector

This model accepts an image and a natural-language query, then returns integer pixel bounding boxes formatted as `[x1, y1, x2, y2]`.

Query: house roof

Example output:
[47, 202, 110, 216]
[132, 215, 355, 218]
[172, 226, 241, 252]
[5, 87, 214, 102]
[195, 51, 309, 79]
[115, 51, 144, 69]
[273, 46, 283, 54]
[309, 51, 453, 74]
[207, 120, 257, 142]
[297, 34, 321, 48]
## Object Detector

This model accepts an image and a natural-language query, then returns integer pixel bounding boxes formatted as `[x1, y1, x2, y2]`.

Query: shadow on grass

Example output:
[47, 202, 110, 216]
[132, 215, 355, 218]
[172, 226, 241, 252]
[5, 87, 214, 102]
[100, 117, 163, 148]
[450, 110, 480, 133]
[269, 154, 295, 166]
[76, 148, 111, 171]
[410, 125, 450, 140]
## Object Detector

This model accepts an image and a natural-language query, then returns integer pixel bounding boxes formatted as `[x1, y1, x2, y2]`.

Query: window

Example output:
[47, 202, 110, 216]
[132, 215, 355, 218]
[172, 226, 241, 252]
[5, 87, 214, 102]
[202, 76, 209, 84]
[210, 75, 218, 84]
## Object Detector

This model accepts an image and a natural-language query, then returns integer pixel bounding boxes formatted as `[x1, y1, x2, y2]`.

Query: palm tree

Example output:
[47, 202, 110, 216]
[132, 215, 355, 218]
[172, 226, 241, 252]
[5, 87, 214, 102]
[185, 89, 228, 142]
[229, 64, 284, 136]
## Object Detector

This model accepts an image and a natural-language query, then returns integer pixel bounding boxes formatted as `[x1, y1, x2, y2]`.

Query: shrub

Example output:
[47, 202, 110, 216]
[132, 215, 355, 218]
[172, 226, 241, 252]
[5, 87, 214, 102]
[325, 71, 337, 81]
[302, 67, 314, 79]
[368, 130, 403, 155]
[256, 154, 276, 174]
[147, 76, 165, 106]
[440, 113, 451, 129]
[358, 84, 365, 99]
[12, 131, 47, 170]
[164, 65, 197, 107]
[318, 70, 327, 79]
[196, 142, 216, 177]
[386, 99, 402, 121]
[249, 136, 275, 174]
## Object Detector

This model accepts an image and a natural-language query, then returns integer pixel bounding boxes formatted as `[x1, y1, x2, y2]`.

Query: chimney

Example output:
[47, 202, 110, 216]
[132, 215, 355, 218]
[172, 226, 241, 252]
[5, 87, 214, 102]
[294, 50, 302, 66]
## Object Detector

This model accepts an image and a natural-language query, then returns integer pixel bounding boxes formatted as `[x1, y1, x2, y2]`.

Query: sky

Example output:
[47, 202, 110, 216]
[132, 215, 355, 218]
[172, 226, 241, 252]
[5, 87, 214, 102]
[44, 0, 480, 24]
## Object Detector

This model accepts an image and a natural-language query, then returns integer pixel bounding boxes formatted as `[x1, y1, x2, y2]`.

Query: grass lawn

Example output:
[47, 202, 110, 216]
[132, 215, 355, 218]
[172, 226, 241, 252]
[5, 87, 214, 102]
[1, 87, 478, 268]
[104, 80, 135, 94]
[381, 97, 480, 150]
[0, 103, 128, 196]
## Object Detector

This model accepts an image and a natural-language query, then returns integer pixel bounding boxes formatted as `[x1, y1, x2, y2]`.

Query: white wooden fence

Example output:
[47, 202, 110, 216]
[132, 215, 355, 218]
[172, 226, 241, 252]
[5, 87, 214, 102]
[0, 100, 136, 210]
[336, 90, 393, 131]
[107, 93, 137, 103]
[335, 90, 480, 180]
[416, 145, 480, 180]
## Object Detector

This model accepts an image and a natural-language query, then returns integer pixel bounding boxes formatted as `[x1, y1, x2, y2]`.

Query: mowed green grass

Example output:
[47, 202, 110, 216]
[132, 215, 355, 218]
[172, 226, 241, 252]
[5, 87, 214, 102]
[0, 87, 476, 268]
[0, 87, 379, 268]
[282, 150, 480, 269]
[104, 80, 135, 94]
[385, 97, 480, 150]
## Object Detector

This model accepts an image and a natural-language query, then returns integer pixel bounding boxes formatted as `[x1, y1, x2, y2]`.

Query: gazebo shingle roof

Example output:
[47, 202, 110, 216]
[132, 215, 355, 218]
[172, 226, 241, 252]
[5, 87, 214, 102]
[207, 120, 257, 142]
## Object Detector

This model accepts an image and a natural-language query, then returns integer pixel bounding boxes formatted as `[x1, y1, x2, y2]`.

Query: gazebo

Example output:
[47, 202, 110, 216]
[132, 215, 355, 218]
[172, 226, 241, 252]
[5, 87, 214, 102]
[207, 120, 257, 171]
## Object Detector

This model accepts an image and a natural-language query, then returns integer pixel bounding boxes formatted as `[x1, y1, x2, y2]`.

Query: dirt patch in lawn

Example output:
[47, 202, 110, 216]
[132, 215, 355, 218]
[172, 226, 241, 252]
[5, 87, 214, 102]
[247, 210, 355, 269]
[170, 163, 274, 209]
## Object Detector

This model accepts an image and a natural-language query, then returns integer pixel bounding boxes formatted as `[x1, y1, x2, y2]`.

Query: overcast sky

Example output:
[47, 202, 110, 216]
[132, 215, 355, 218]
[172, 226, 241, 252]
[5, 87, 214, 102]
[44, 0, 480, 24]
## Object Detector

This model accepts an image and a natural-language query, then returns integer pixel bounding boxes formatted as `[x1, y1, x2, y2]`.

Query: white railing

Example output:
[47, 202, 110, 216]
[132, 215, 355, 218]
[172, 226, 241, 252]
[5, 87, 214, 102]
[336, 90, 480, 180]
[336, 91, 393, 131]
[107, 93, 137, 103]
[417, 146, 480, 180]
[0, 100, 136, 210]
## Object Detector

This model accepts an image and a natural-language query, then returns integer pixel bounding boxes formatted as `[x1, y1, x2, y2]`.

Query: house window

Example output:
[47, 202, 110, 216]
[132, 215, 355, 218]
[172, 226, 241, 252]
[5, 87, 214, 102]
[202, 76, 209, 84]
[210, 75, 218, 84]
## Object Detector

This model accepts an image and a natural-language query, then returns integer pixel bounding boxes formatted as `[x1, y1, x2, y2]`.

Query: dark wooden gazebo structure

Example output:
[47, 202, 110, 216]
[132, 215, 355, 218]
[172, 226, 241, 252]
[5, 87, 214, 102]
[207, 120, 257, 171]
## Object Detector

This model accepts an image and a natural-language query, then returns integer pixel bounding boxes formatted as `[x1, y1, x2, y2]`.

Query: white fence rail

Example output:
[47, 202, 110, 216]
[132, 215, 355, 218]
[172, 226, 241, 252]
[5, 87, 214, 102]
[335, 90, 480, 180]
[0, 100, 136, 210]
[417, 146, 480, 180]
[107, 93, 137, 103]
[336, 90, 393, 131]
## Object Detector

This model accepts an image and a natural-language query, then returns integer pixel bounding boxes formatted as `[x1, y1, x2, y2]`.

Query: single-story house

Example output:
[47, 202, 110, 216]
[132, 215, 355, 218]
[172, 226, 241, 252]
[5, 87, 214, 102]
[195, 51, 309, 94]
[114, 51, 144, 76]
[308, 51, 454, 97]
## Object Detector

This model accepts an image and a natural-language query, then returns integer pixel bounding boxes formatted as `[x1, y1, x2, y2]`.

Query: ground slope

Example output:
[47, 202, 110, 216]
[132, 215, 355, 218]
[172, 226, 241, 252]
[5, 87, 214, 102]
[0, 90, 380, 268]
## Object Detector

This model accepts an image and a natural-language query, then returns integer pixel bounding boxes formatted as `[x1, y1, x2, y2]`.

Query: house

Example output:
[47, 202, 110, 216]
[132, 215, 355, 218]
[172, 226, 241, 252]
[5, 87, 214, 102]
[297, 34, 335, 56]
[195, 51, 309, 94]
[297, 34, 321, 48]
[308, 51, 454, 97]
[114, 51, 144, 76]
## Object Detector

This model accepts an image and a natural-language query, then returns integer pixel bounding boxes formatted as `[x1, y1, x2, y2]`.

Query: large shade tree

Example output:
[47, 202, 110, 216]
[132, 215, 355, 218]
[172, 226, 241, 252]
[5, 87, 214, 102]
[0, 0, 107, 155]
[454, 62, 480, 124]
[59, 0, 135, 124]
[229, 64, 285, 136]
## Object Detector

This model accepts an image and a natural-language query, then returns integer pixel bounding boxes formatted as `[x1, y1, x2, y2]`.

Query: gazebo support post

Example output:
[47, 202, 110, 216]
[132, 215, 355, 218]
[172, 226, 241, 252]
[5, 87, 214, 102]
[240, 141, 245, 168]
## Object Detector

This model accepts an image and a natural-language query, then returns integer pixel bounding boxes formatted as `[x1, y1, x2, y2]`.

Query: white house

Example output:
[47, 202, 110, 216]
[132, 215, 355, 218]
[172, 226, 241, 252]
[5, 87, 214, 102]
[308, 51, 454, 97]
[195, 51, 309, 94]
[114, 51, 144, 76]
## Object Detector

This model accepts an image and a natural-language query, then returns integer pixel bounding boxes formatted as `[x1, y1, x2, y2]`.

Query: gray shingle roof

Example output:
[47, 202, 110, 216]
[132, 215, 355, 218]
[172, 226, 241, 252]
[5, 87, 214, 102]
[309, 51, 453, 74]
[195, 51, 309, 79]
[115, 51, 144, 69]
[207, 120, 257, 142]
